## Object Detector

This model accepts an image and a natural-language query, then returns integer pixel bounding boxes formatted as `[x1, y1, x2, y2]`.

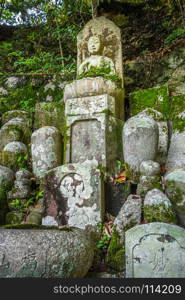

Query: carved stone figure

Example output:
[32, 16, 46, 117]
[77, 16, 123, 85]
[78, 36, 116, 76]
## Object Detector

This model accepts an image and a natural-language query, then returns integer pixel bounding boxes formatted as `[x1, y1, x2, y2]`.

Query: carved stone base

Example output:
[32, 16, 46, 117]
[43, 161, 104, 229]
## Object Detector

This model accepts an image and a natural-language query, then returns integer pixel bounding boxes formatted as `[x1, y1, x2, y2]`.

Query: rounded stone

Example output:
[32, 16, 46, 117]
[166, 132, 185, 174]
[0, 228, 94, 278]
[1, 118, 31, 145]
[122, 115, 159, 181]
[6, 212, 23, 225]
[2, 141, 28, 171]
[140, 160, 160, 176]
[25, 212, 42, 225]
[15, 170, 32, 181]
[144, 189, 172, 207]
[165, 170, 185, 226]
[0, 165, 14, 198]
[31, 126, 62, 179]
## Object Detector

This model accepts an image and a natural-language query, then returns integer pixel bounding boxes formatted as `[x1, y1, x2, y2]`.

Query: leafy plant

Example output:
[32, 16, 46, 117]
[164, 28, 185, 44]
[96, 222, 111, 249]
[9, 190, 44, 213]
[16, 154, 28, 170]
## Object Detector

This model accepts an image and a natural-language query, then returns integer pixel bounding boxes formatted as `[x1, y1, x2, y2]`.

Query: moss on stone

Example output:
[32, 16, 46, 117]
[130, 85, 170, 118]
[123, 220, 138, 232]
[106, 230, 125, 271]
[144, 204, 177, 224]
[5, 212, 23, 225]
[0, 224, 74, 230]
[77, 64, 122, 88]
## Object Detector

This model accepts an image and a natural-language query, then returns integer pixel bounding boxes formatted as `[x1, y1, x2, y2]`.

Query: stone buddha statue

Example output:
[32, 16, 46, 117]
[78, 35, 116, 76]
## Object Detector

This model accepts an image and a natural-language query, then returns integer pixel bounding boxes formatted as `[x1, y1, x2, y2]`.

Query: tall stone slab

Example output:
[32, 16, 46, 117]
[42, 161, 104, 229]
[31, 126, 62, 180]
[126, 223, 185, 278]
[64, 113, 123, 176]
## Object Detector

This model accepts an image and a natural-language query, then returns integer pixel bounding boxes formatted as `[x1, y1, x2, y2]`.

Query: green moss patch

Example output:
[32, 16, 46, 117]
[105, 230, 125, 272]
[144, 204, 177, 224]
[130, 85, 170, 118]
[0, 223, 74, 231]
[77, 62, 122, 88]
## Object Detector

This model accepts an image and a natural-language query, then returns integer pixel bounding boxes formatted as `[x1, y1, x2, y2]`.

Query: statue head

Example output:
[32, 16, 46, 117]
[87, 36, 101, 55]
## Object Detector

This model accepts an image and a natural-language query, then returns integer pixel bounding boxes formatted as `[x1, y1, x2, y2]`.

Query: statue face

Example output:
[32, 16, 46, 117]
[87, 36, 101, 55]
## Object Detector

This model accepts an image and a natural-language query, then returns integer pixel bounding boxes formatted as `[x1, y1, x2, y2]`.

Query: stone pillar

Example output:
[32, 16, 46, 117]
[31, 126, 62, 180]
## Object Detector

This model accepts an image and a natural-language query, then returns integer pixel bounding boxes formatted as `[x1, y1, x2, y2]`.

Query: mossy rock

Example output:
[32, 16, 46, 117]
[2, 110, 31, 126]
[5, 212, 23, 225]
[106, 230, 125, 272]
[130, 85, 170, 118]
[144, 204, 177, 224]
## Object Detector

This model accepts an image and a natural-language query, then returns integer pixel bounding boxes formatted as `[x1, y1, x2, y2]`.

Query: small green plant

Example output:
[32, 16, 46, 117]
[9, 190, 43, 213]
[16, 154, 28, 170]
[96, 222, 111, 250]
[164, 28, 185, 44]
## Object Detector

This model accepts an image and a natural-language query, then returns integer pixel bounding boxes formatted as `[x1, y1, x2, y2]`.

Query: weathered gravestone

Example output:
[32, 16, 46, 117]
[42, 160, 104, 229]
[126, 223, 185, 278]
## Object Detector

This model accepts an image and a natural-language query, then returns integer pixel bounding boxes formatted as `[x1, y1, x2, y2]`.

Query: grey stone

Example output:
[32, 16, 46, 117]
[0, 228, 94, 278]
[126, 223, 185, 278]
[166, 132, 185, 174]
[65, 113, 123, 177]
[2, 110, 30, 126]
[0, 87, 8, 95]
[65, 94, 116, 117]
[0, 165, 14, 199]
[144, 189, 172, 206]
[43, 160, 104, 229]
[0, 118, 31, 147]
[64, 78, 124, 119]
[137, 175, 162, 198]
[144, 189, 177, 224]
[123, 115, 159, 182]
[2, 141, 28, 171]
[140, 160, 160, 176]
[114, 194, 142, 242]
[25, 212, 42, 225]
[138, 109, 168, 164]
[31, 126, 62, 179]
[8, 179, 31, 200]
[165, 170, 185, 226]
[15, 170, 32, 181]
[0, 165, 14, 224]
[5, 77, 20, 88]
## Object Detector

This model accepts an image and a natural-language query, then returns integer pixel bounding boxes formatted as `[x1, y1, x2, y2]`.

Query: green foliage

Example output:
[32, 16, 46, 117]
[77, 61, 122, 87]
[144, 204, 177, 224]
[96, 222, 111, 249]
[164, 28, 185, 44]
[105, 229, 125, 271]
[16, 154, 28, 170]
[9, 190, 43, 213]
